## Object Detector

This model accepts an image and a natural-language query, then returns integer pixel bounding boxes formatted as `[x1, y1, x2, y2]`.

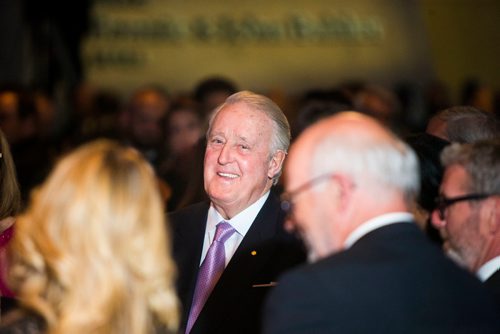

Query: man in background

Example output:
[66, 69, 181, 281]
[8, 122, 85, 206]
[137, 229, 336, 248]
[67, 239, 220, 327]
[264, 112, 500, 333]
[121, 85, 170, 169]
[432, 139, 500, 306]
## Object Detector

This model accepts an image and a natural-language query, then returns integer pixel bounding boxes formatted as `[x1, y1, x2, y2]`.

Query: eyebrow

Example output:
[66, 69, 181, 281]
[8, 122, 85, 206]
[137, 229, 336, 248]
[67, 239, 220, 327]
[237, 135, 250, 143]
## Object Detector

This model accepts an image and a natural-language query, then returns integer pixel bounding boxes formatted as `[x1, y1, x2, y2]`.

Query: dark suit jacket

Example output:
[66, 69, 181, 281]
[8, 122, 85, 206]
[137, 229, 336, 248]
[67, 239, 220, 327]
[264, 222, 500, 334]
[170, 192, 306, 334]
[485, 269, 500, 309]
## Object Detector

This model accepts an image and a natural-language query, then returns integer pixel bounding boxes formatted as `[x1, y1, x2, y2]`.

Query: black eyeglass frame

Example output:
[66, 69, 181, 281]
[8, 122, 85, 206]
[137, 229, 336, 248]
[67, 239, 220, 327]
[280, 173, 336, 217]
[434, 193, 498, 220]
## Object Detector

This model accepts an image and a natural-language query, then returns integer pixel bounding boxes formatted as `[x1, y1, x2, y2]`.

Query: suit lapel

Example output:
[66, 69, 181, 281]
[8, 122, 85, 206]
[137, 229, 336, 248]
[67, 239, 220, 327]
[192, 193, 282, 331]
[171, 201, 210, 327]
[484, 268, 500, 296]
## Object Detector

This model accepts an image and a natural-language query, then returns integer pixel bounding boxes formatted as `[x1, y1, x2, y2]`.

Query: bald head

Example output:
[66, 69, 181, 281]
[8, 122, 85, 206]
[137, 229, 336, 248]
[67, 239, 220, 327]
[287, 112, 419, 200]
[284, 112, 419, 260]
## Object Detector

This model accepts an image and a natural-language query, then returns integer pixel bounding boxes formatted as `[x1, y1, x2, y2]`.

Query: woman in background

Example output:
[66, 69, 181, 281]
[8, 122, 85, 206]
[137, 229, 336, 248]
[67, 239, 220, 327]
[160, 99, 205, 211]
[1, 140, 179, 333]
[0, 128, 21, 303]
[0, 128, 21, 240]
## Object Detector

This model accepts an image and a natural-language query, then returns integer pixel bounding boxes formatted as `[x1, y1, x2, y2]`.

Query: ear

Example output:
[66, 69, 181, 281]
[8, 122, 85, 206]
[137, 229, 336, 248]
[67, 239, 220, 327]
[430, 209, 446, 228]
[267, 150, 287, 179]
[330, 174, 355, 212]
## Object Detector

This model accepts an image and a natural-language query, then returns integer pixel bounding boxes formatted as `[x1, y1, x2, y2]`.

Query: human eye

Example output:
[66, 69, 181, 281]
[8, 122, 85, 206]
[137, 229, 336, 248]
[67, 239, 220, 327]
[238, 143, 251, 152]
[209, 136, 224, 145]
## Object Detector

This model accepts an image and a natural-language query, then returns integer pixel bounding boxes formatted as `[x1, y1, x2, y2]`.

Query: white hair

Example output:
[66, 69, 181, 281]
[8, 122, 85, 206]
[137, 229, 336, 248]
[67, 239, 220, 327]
[310, 134, 420, 203]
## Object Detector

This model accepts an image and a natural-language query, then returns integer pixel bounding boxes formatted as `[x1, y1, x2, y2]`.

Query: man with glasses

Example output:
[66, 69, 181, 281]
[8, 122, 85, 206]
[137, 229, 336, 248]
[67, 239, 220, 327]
[432, 139, 500, 306]
[263, 112, 500, 333]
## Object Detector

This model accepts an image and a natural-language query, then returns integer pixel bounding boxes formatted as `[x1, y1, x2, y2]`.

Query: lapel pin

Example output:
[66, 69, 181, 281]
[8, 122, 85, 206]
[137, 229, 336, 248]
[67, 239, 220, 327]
[251, 250, 257, 256]
[252, 282, 277, 288]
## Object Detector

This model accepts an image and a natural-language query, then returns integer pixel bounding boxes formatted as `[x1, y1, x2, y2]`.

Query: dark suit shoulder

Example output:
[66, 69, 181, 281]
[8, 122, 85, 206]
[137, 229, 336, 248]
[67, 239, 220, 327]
[485, 269, 500, 292]
[168, 201, 210, 224]
[485, 269, 500, 307]
[265, 222, 500, 333]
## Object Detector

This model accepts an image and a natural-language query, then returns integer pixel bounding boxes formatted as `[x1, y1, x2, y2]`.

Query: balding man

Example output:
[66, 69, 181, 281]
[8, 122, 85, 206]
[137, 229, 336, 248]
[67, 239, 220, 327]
[432, 139, 500, 305]
[263, 112, 500, 333]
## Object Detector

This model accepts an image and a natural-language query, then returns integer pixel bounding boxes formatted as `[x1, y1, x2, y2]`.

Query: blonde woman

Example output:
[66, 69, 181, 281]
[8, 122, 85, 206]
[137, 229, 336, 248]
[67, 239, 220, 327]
[1, 140, 179, 333]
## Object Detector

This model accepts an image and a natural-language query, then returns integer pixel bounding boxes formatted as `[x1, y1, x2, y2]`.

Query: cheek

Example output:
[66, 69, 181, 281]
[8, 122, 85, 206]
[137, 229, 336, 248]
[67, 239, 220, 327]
[204, 148, 217, 165]
[203, 151, 216, 178]
[445, 214, 465, 239]
[238, 157, 252, 173]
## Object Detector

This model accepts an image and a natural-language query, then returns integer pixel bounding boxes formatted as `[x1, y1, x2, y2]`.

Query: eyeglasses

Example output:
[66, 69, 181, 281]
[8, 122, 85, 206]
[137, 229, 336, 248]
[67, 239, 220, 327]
[280, 173, 336, 217]
[434, 193, 497, 220]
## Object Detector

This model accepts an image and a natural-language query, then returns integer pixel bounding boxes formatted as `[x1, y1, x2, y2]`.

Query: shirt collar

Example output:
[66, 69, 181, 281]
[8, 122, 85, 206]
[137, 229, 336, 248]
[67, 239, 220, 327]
[476, 255, 500, 282]
[344, 212, 414, 249]
[207, 191, 270, 237]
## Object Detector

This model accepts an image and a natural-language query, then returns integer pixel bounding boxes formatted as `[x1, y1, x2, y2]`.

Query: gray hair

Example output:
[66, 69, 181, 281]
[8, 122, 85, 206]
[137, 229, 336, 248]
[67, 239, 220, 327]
[310, 131, 420, 204]
[441, 139, 500, 194]
[437, 106, 500, 143]
[207, 90, 291, 184]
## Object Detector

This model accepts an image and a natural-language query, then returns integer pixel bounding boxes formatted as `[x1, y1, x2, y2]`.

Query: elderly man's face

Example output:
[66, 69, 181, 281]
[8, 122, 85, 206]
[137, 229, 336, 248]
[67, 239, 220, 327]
[432, 164, 485, 270]
[204, 102, 278, 218]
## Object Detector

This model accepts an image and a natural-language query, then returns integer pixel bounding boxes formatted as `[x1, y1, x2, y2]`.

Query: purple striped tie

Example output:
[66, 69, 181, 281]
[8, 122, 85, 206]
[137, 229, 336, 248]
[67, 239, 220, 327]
[185, 221, 236, 333]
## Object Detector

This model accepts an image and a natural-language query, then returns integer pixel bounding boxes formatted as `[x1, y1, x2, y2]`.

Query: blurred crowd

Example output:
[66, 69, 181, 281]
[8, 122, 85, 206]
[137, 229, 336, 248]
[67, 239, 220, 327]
[1, 76, 499, 212]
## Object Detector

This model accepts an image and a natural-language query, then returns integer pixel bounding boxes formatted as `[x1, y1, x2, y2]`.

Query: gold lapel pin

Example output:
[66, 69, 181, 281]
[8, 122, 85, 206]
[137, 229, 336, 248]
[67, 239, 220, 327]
[251, 250, 257, 256]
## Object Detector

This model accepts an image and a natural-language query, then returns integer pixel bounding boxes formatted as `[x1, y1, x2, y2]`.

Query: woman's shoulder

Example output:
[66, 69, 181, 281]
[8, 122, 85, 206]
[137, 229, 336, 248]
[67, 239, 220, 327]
[0, 308, 45, 334]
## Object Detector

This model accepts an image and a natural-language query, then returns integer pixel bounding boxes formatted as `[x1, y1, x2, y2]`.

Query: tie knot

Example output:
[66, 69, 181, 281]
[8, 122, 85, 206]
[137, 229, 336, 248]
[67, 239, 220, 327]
[214, 221, 236, 244]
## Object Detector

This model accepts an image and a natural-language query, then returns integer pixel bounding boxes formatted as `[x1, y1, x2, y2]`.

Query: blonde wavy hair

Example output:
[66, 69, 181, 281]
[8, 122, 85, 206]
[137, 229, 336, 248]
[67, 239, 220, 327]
[7, 140, 179, 333]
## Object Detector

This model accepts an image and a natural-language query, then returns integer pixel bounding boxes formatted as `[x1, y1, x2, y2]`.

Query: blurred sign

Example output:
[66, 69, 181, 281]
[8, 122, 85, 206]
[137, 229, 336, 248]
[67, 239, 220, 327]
[83, 0, 432, 95]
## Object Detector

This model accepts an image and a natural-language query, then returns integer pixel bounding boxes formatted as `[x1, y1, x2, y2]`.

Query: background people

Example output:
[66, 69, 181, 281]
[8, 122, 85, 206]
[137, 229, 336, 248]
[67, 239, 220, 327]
[121, 85, 171, 170]
[431, 139, 500, 305]
[160, 99, 205, 211]
[426, 105, 500, 143]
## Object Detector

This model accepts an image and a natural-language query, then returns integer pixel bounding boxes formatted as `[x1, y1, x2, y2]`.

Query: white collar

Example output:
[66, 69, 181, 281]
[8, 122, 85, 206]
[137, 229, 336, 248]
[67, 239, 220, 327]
[476, 255, 500, 282]
[207, 191, 270, 238]
[344, 212, 414, 249]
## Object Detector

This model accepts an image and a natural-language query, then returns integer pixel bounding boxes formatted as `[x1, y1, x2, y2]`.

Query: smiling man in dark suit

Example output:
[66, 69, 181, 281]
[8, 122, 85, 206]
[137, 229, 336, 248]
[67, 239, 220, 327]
[264, 112, 500, 334]
[169, 91, 305, 334]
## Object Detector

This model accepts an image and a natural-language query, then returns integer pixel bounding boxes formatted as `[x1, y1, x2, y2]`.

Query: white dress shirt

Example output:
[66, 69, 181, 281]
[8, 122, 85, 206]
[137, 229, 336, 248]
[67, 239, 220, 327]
[200, 191, 270, 266]
[477, 255, 500, 282]
[344, 212, 414, 249]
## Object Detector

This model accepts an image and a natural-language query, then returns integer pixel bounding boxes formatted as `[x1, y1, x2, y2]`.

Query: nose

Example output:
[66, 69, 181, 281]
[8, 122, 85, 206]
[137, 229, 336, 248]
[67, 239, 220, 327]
[217, 144, 233, 165]
[430, 209, 446, 228]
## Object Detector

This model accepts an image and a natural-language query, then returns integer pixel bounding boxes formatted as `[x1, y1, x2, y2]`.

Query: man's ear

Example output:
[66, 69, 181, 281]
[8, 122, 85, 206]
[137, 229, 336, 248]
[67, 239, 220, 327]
[330, 174, 355, 211]
[268, 150, 287, 179]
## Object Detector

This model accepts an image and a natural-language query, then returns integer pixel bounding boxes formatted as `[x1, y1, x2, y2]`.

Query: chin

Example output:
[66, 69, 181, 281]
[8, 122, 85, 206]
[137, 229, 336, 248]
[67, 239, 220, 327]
[207, 189, 234, 204]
